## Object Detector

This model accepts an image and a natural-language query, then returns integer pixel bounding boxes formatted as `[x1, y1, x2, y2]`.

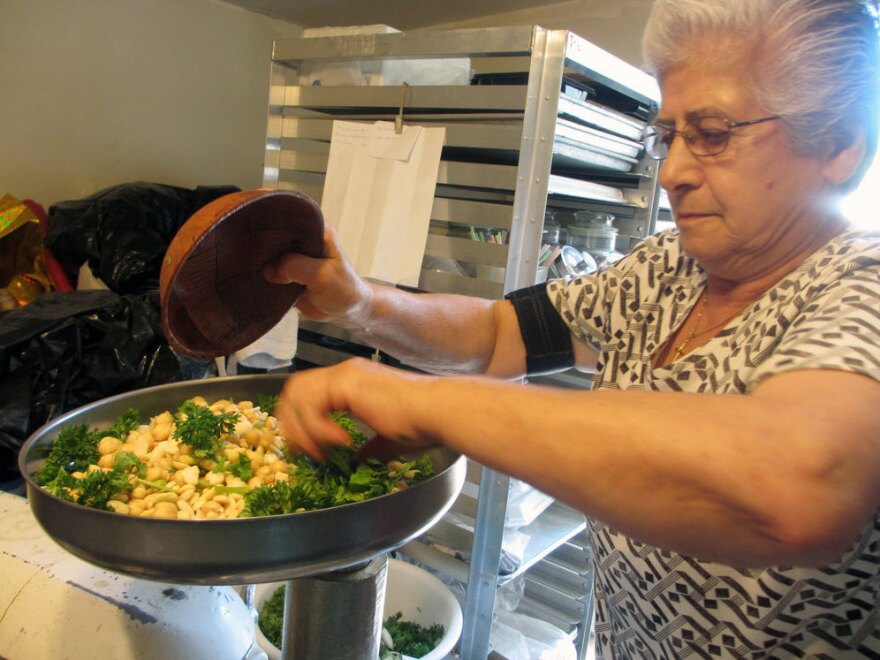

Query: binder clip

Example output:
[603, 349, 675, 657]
[395, 82, 409, 134]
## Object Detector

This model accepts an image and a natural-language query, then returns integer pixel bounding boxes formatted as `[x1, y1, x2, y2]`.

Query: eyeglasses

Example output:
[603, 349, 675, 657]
[643, 114, 781, 159]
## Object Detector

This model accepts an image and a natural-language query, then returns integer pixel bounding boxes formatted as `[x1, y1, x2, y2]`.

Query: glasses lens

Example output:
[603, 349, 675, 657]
[644, 125, 670, 159]
[690, 116, 732, 156]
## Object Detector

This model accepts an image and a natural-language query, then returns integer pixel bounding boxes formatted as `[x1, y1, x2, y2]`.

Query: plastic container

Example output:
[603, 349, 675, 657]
[253, 558, 463, 660]
[570, 211, 617, 260]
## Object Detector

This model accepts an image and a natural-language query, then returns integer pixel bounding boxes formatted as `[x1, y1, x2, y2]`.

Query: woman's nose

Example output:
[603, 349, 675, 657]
[658, 135, 704, 192]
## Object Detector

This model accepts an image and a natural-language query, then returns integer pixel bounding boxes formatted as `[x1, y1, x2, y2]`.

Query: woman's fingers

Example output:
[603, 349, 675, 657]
[277, 373, 352, 459]
[277, 358, 429, 461]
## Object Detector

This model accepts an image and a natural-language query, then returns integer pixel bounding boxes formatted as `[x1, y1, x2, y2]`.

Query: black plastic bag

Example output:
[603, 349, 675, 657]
[44, 182, 239, 295]
[0, 290, 191, 481]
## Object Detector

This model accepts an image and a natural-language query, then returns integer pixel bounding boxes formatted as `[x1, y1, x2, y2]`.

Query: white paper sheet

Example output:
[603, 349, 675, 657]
[321, 120, 445, 287]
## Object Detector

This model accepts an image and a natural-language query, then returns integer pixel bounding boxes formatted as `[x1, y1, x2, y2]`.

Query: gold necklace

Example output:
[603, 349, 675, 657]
[672, 293, 709, 361]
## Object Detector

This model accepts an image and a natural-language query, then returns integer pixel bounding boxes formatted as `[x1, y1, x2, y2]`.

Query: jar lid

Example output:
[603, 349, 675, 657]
[159, 189, 324, 358]
[573, 210, 615, 227]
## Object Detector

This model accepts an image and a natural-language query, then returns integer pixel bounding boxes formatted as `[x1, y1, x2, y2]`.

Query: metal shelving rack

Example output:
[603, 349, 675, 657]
[263, 26, 660, 659]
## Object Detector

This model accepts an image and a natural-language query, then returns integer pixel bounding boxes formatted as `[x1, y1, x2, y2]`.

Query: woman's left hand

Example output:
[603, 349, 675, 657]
[276, 357, 436, 460]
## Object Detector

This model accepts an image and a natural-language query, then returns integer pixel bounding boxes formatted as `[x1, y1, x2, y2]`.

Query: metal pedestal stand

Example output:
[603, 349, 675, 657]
[281, 554, 388, 659]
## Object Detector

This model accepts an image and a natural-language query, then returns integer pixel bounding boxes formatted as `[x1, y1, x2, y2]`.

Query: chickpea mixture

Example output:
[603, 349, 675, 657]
[83, 397, 288, 520]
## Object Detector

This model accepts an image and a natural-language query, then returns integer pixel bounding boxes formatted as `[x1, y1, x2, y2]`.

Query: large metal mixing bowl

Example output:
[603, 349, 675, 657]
[18, 374, 465, 585]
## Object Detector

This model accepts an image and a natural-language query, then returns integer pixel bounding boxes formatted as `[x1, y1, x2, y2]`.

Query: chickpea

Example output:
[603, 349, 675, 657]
[247, 476, 264, 490]
[244, 428, 262, 446]
[206, 471, 224, 486]
[225, 476, 246, 489]
[159, 439, 180, 456]
[151, 423, 172, 443]
[145, 466, 166, 482]
[131, 435, 150, 459]
[153, 502, 178, 519]
[154, 411, 173, 425]
[98, 436, 123, 455]
[179, 465, 199, 485]
[128, 499, 146, 515]
[107, 500, 129, 514]
[257, 465, 272, 479]
[97, 454, 115, 469]
[190, 396, 208, 407]
[234, 418, 254, 437]
[201, 501, 222, 514]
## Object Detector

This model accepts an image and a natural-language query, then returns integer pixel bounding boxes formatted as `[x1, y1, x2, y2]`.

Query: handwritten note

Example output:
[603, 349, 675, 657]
[321, 120, 445, 286]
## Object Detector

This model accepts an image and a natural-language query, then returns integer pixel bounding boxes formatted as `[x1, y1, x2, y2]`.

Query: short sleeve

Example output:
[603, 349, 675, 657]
[747, 258, 880, 391]
[545, 232, 678, 351]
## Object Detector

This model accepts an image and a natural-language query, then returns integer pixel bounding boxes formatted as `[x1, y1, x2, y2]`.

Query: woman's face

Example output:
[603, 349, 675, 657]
[657, 58, 840, 281]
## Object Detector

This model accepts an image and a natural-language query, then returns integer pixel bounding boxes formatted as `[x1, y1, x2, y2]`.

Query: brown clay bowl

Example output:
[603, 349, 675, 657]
[159, 189, 324, 358]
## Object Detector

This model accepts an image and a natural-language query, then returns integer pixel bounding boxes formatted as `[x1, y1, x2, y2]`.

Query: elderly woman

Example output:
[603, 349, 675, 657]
[265, 0, 880, 655]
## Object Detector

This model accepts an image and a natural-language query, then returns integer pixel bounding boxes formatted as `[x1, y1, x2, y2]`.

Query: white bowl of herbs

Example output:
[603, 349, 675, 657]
[253, 558, 462, 659]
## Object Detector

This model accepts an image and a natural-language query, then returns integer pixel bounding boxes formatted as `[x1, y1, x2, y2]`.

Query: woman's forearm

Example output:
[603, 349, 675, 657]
[415, 371, 879, 567]
[338, 282, 526, 377]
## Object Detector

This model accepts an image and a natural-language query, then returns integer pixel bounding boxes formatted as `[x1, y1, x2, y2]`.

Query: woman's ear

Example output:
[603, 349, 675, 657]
[822, 127, 868, 186]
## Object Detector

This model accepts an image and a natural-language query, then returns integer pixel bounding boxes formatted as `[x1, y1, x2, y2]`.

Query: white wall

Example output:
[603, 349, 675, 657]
[1, 0, 302, 209]
[429, 0, 654, 68]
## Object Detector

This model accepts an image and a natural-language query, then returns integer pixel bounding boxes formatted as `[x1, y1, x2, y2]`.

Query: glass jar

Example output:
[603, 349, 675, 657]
[541, 210, 567, 246]
[569, 211, 617, 259]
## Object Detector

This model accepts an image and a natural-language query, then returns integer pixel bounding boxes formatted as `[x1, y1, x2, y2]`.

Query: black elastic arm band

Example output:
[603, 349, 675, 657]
[505, 282, 575, 376]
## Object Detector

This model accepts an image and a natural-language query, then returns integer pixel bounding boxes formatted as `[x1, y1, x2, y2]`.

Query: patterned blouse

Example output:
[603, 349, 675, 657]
[546, 227, 880, 658]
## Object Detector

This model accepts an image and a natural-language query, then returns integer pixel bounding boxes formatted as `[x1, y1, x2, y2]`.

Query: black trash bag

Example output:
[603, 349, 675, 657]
[44, 182, 239, 295]
[0, 289, 200, 481]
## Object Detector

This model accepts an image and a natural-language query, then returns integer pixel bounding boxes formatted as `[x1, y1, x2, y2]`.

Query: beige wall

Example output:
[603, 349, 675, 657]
[1, 0, 302, 209]
[429, 0, 653, 69]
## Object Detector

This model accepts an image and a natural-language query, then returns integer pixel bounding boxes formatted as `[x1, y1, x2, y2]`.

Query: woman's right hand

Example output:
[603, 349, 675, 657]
[263, 224, 373, 327]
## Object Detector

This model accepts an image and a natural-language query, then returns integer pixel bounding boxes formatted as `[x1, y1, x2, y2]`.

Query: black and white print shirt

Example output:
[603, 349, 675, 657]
[546, 227, 880, 658]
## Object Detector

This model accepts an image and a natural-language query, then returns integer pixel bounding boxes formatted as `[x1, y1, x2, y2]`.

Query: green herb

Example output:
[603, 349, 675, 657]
[259, 585, 286, 649]
[43, 464, 133, 510]
[35, 424, 101, 485]
[242, 411, 434, 517]
[105, 408, 140, 441]
[254, 394, 279, 416]
[35, 407, 143, 486]
[172, 400, 239, 459]
[212, 453, 253, 481]
[135, 477, 176, 493]
[113, 451, 146, 477]
[381, 611, 445, 658]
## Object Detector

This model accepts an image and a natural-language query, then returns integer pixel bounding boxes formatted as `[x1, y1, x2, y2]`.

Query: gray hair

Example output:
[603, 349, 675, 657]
[642, 0, 880, 190]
